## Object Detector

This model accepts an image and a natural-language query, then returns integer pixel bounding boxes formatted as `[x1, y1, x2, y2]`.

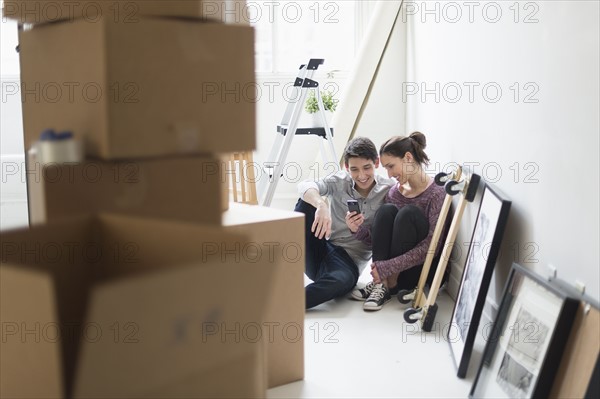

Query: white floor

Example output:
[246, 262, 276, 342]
[267, 269, 480, 399]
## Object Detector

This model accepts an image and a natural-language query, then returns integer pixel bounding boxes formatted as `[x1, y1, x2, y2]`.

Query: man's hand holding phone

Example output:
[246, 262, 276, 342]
[346, 199, 364, 233]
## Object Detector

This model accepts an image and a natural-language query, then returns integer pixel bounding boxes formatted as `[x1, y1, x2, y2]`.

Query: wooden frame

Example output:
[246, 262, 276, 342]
[470, 263, 579, 398]
[448, 184, 511, 378]
[548, 286, 600, 398]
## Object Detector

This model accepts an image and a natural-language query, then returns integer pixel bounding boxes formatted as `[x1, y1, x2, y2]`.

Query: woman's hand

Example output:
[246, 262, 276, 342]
[312, 202, 332, 239]
[345, 211, 364, 233]
[370, 262, 382, 284]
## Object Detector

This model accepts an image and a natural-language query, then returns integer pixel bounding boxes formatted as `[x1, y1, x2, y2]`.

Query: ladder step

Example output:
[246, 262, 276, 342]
[277, 125, 334, 139]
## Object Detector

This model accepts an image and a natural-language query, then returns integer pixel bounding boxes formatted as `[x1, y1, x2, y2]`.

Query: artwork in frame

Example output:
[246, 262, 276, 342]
[448, 183, 511, 378]
[470, 263, 579, 399]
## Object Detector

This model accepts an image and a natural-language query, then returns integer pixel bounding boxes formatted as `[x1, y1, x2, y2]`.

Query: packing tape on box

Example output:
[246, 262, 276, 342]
[28, 138, 83, 165]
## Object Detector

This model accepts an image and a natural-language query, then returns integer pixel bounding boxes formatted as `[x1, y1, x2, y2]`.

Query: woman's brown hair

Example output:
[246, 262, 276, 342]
[379, 131, 430, 166]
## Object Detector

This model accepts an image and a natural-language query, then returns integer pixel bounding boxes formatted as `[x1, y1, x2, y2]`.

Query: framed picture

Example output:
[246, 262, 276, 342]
[448, 183, 511, 378]
[470, 263, 579, 398]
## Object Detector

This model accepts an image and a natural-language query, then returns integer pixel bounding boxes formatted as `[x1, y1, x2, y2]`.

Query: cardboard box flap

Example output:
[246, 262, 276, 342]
[0, 266, 63, 398]
[2, 216, 99, 396]
[74, 259, 273, 397]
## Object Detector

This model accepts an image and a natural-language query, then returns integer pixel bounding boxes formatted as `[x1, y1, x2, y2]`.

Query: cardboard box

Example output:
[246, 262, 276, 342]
[27, 156, 229, 225]
[3, 0, 249, 25]
[222, 203, 305, 388]
[0, 214, 275, 398]
[19, 17, 256, 159]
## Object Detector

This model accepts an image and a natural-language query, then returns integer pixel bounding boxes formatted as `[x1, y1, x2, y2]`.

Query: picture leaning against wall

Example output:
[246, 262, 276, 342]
[449, 183, 511, 378]
[470, 263, 579, 399]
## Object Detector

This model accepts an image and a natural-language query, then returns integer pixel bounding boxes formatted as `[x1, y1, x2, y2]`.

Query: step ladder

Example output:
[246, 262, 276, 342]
[258, 58, 338, 207]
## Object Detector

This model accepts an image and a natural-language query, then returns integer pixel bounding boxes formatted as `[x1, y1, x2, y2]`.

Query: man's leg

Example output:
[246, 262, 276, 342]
[305, 245, 359, 309]
[294, 198, 327, 281]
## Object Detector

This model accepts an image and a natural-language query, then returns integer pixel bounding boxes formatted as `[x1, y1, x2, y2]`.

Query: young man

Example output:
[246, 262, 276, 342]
[295, 137, 394, 309]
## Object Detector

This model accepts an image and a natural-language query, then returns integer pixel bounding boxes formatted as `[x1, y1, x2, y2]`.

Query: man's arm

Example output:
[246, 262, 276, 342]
[302, 188, 332, 240]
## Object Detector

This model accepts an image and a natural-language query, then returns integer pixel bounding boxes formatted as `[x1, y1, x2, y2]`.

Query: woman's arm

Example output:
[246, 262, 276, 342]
[354, 223, 372, 245]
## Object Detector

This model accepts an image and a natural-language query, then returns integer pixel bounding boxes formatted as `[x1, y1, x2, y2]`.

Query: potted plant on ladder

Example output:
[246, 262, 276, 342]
[304, 89, 339, 128]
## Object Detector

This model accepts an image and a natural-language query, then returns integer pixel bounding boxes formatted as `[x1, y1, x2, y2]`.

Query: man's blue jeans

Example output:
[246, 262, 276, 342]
[295, 199, 360, 309]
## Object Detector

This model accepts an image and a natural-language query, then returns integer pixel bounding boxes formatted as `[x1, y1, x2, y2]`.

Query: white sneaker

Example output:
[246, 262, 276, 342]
[350, 281, 376, 301]
[363, 284, 391, 311]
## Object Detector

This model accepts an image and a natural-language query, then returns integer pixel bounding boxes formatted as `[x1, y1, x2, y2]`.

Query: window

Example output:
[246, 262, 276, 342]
[250, 1, 374, 74]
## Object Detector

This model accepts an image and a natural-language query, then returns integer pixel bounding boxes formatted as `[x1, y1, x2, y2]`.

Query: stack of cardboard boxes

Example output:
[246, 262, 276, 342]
[1, 1, 305, 397]
[17, 0, 254, 224]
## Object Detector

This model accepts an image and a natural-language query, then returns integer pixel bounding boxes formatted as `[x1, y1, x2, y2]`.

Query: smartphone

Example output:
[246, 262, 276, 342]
[347, 199, 361, 214]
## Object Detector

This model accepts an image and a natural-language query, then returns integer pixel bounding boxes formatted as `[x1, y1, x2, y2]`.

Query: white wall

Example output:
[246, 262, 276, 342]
[1, 18, 28, 230]
[352, 6, 407, 151]
[1, 18, 23, 153]
[0, 74, 28, 231]
[403, 0, 600, 310]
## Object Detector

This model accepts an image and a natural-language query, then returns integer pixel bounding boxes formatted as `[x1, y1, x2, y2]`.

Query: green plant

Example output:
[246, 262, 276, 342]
[305, 90, 339, 114]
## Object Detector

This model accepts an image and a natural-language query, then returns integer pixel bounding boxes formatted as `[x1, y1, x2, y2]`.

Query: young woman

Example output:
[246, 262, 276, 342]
[348, 132, 449, 311]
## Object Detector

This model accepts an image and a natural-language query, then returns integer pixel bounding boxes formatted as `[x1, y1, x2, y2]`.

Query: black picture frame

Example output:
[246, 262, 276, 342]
[448, 183, 511, 378]
[470, 263, 579, 398]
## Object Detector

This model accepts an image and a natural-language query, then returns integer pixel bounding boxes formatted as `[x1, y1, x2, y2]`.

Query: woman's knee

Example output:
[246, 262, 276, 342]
[375, 203, 398, 223]
[394, 205, 429, 239]
[395, 205, 427, 224]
